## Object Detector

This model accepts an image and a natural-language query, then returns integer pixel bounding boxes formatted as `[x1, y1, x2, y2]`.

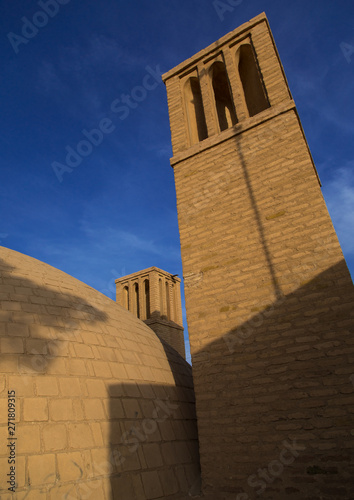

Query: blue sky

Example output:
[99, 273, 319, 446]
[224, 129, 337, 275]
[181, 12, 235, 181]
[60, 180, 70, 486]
[1, 0, 353, 363]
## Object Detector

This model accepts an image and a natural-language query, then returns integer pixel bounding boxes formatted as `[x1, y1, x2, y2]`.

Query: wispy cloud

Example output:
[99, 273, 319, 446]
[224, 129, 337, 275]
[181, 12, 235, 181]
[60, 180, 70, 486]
[29, 215, 180, 279]
[290, 68, 354, 137]
[322, 162, 354, 257]
[79, 217, 172, 257]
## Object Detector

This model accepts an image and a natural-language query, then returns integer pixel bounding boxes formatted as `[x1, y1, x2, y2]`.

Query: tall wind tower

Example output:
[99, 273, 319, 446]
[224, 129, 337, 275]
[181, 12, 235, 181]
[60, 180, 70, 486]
[163, 13, 354, 499]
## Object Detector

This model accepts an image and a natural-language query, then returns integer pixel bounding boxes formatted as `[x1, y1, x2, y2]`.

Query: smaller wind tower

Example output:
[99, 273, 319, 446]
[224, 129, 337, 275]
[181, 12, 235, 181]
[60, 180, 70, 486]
[116, 267, 185, 358]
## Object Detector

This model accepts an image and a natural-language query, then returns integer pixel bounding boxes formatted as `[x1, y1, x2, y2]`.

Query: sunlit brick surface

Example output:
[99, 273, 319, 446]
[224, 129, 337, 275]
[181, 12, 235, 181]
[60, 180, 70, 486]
[163, 13, 354, 499]
[0, 247, 200, 499]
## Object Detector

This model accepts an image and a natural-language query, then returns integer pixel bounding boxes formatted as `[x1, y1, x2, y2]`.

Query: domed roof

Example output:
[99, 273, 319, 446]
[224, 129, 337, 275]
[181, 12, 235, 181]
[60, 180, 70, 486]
[0, 246, 200, 499]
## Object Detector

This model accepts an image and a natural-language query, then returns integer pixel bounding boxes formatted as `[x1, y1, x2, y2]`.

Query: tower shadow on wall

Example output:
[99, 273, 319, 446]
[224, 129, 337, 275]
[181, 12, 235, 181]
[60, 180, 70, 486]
[233, 128, 282, 302]
[145, 310, 186, 359]
[191, 259, 354, 499]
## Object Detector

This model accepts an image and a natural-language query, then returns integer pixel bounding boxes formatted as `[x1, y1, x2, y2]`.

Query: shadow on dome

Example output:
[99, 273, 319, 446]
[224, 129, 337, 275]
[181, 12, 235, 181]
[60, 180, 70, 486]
[0, 253, 108, 375]
[0, 247, 201, 499]
[108, 380, 201, 499]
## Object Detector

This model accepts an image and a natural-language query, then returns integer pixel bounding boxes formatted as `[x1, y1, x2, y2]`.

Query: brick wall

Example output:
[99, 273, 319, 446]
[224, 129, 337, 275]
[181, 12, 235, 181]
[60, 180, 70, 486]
[0, 248, 199, 499]
[163, 13, 354, 499]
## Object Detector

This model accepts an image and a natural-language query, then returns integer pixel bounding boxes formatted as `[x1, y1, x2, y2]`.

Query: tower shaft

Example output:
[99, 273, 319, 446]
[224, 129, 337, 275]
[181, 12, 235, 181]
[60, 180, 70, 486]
[163, 13, 354, 498]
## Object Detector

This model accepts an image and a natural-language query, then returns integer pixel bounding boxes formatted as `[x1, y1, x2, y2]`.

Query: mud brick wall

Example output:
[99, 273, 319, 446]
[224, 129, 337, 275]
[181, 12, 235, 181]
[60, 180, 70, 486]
[163, 13, 354, 499]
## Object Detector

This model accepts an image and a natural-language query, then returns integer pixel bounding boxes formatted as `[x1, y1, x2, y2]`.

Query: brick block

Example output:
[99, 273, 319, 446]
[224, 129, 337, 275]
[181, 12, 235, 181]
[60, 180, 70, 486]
[131, 474, 145, 498]
[111, 475, 135, 499]
[72, 399, 85, 420]
[58, 377, 82, 396]
[2, 302, 21, 311]
[68, 423, 94, 448]
[90, 422, 104, 447]
[86, 379, 107, 397]
[7, 323, 29, 337]
[43, 424, 67, 451]
[0, 355, 19, 373]
[36, 377, 59, 396]
[161, 442, 177, 465]
[28, 454, 56, 485]
[142, 443, 164, 468]
[8, 375, 35, 396]
[0, 337, 24, 353]
[49, 399, 73, 421]
[26, 338, 48, 355]
[73, 343, 95, 358]
[91, 448, 113, 476]
[83, 399, 105, 420]
[122, 398, 140, 419]
[174, 441, 192, 463]
[46, 357, 67, 375]
[16, 424, 41, 454]
[23, 397, 48, 421]
[57, 451, 85, 481]
[141, 470, 164, 499]
[68, 358, 88, 376]
[102, 398, 122, 420]
[159, 468, 179, 496]
[92, 361, 112, 378]
[109, 362, 128, 379]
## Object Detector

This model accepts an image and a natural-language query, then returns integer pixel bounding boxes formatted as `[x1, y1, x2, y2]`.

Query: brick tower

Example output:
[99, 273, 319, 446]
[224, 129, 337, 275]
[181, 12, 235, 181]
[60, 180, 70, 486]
[163, 13, 354, 499]
[116, 267, 185, 358]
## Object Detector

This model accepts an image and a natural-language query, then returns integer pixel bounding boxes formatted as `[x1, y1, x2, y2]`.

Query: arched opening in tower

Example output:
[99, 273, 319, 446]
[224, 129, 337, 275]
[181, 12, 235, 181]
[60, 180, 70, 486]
[184, 76, 208, 144]
[134, 282, 140, 319]
[159, 278, 164, 317]
[165, 281, 171, 320]
[237, 43, 269, 117]
[144, 279, 150, 319]
[123, 285, 129, 311]
[210, 61, 237, 131]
